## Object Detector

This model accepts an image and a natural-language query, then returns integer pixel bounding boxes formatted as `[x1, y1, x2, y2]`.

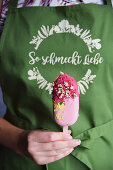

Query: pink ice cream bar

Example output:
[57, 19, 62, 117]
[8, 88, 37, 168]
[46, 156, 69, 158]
[52, 72, 79, 133]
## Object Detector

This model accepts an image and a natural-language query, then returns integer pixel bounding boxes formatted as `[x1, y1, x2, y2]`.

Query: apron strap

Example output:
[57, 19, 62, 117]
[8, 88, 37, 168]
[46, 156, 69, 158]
[9, 0, 112, 9]
[106, 0, 112, 6]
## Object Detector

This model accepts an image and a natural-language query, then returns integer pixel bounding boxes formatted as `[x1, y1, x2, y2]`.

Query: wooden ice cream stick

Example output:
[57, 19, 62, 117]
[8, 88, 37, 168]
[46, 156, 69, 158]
[63, 125, 68, 133]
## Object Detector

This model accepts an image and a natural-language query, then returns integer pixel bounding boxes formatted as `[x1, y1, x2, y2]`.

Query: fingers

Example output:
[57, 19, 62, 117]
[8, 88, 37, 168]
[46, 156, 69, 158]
[29, 139, 81, 152]
[34, 147, 74, 157]
[43, 129, 71, 135]
[27, 130, 81, 165]
[34, 148, 74, 165]
[28, 131, 72, 143]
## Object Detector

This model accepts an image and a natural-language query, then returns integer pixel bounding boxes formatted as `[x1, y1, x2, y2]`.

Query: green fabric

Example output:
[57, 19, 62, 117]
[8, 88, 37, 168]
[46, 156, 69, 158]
[0, 0, 113, 169]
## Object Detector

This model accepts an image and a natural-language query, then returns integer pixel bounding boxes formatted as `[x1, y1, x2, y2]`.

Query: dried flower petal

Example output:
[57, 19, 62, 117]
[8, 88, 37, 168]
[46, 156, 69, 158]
[60, 72, 64, 75]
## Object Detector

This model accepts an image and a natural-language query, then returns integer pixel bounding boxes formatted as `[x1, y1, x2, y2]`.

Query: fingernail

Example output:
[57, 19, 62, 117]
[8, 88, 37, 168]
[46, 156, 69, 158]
[73, 139, 81, 146]
[65, 135, 72, 139]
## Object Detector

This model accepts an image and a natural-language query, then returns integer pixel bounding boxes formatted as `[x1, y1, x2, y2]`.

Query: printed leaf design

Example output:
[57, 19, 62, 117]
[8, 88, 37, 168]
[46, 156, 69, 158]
[41, 25, 49, 37]
[28, 20, 101, 95]
[47, 25, 50, 33]
[28, 67, 53, 94]
[77, 69, 96, 95]
[78, 82, 86, 95]
[80, 30, 90, 39]
[49, 26, 54, 36]
[28, 67, 96, 96]
[29, 36, 38, 44]
[29, 19, 102, 52]
[75, 24, 83, 36]
[38, 30, 46, 39]
[58, 20, 70, 32]
[79, 80, 89, 89]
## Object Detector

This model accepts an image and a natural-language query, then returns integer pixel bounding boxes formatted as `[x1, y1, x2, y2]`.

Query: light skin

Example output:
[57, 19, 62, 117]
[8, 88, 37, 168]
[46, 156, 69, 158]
[0, 117, 81, 165]
[0, 1, 81, 165]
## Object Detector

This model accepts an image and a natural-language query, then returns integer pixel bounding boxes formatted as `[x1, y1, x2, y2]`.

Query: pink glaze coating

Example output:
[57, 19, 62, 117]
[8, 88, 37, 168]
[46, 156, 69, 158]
[52, 73, 79, 127]
[52, 74, 79, 104]
[54, 97, 79, 126]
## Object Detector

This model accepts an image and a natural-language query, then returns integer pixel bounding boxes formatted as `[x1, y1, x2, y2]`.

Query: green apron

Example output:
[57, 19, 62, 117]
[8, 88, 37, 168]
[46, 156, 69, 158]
[0, 0, 113, 169]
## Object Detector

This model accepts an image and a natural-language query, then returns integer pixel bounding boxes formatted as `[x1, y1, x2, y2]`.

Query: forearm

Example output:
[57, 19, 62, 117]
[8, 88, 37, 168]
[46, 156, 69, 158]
[0, 117, 25, 154]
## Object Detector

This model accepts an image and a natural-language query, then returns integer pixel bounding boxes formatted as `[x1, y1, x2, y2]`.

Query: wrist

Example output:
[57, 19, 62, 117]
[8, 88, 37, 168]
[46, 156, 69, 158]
[17, 130, 32, 159]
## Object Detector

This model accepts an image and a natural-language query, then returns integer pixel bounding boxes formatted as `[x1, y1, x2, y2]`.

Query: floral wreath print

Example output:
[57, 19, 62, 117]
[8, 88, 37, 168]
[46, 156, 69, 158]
[28, 19, 103, 95]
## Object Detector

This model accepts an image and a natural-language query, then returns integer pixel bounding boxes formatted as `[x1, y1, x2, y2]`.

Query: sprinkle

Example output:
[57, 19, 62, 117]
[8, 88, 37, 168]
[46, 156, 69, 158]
[60, 116, 64, 120]
[56, 112, 60, 120]
[59, 84, 63, 88]
[61, 89, 64, 93]
[60, 101, 64, 105]
[73, 93, 77, 98]
[60, 71, 64, 75]
[70, 85, 74, 89]
[65, 90, 69, 96]
[59, 94, 64, 98]
[64, 81, 68, 87]
[58, 90, 61, 94]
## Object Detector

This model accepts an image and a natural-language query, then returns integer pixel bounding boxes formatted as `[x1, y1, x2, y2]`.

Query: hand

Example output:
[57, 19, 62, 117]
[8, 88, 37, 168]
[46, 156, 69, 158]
[18, 129, 81, 165]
